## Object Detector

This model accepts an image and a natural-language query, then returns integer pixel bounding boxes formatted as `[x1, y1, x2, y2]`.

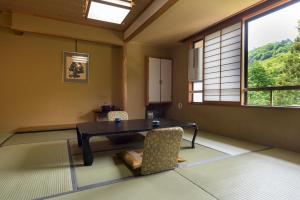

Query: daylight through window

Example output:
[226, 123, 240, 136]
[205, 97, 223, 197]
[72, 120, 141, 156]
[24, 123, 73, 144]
[245, 1, 300, 107]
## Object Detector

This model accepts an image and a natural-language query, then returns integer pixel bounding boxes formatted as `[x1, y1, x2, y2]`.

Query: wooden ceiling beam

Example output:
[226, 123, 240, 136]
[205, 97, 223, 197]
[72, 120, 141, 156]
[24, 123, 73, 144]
[123, 0, 178, 42]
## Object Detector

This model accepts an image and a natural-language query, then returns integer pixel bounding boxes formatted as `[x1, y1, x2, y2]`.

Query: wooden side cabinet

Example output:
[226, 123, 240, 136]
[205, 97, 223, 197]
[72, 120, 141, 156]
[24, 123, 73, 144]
[146, 57, 172, 105]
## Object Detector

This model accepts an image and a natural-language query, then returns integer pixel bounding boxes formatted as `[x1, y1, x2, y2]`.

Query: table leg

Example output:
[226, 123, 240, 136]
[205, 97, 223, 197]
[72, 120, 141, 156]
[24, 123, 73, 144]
[191, 124, 198, 148]
[76, 126, 82, 147]
[82, 134, 93, 166]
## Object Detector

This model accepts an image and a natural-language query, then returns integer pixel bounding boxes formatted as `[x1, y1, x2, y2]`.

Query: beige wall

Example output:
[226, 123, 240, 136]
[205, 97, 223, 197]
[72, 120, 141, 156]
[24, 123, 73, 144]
[10, 13, 123, 46]
[0, 27, 122, 133]
[167, 43, 300, 152]
[126, 42, 172, 119]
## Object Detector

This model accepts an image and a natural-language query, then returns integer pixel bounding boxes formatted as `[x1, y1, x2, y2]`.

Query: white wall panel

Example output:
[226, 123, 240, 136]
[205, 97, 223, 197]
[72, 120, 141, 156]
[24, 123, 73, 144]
[148, 57, 161, 103]
[160, 59, 172, 102]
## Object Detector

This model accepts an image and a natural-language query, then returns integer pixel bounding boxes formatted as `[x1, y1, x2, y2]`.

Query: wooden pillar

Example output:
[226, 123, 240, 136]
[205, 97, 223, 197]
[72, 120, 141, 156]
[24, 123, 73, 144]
[121, 43, 128, 111]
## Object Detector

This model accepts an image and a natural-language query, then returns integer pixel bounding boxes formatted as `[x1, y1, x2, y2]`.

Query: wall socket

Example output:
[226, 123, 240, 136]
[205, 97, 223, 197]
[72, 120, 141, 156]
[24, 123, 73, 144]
[178, 102, 183, 110]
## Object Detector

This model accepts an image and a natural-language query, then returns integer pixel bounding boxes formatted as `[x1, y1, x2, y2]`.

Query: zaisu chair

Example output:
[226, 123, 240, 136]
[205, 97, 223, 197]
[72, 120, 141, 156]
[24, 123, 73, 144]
[107, 111, 129, 121]
[120, 127, 184, 175]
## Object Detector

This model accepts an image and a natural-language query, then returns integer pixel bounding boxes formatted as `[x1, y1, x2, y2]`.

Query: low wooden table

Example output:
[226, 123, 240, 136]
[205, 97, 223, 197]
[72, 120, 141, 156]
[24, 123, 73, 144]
[76, 119, 198, 166]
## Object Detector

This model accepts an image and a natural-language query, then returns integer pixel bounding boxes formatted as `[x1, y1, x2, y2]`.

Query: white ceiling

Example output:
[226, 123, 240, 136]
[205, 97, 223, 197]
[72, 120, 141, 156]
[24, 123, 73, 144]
[132, 0, 263, 46]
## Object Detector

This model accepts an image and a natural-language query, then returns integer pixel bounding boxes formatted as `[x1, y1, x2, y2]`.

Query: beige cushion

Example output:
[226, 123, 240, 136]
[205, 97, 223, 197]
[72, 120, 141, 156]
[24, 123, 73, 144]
[121, 149, 186, 171]
[121, 150, 143, 170]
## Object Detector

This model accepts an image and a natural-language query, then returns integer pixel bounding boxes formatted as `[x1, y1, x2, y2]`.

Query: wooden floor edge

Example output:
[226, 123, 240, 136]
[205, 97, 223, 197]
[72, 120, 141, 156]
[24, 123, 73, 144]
[15, 124, 76, 134]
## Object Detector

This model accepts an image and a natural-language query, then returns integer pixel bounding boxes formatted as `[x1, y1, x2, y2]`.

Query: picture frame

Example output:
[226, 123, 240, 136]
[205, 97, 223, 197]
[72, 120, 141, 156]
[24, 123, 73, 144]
[63, 51, 89, 83]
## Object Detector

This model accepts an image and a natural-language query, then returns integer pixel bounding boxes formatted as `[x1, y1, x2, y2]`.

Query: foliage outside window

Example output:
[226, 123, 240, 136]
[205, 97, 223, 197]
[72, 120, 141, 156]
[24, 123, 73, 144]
[245, 2, 300, 107]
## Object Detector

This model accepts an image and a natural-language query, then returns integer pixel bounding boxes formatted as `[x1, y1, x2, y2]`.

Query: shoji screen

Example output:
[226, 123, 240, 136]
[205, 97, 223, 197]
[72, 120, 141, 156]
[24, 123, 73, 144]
[204, 22, 241, 102]
[204, 31, 221, 101]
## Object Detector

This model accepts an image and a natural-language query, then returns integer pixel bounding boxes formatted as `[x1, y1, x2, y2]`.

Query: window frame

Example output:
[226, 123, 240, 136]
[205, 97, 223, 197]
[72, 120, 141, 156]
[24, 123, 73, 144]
[188, 0, 300, 109]
[189, 23, 243, 106]
[188, 40, 204, 104]
[244, 1, 300, 108]
[189, 81, 204, 104]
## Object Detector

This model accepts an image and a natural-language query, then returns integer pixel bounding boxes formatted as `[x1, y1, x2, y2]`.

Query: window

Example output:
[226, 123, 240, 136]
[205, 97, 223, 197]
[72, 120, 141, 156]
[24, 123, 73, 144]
[189, 23, 242, 104]
[189, 40, 203, 103]
[204, 23, 242, 103]
[245, 1, 300, 107]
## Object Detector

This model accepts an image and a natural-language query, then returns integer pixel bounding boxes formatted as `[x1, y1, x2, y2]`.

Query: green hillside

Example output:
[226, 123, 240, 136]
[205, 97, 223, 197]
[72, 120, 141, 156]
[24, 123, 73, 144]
[247, 22, 300, 106]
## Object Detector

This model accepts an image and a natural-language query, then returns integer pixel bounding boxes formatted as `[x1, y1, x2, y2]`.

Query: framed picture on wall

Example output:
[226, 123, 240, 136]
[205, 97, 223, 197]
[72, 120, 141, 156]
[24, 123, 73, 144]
[63, 51, 89, 83]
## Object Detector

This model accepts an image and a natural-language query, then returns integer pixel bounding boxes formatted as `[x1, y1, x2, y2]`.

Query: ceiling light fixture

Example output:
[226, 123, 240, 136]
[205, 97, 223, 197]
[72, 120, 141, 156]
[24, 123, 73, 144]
[86, 0, 134, 24]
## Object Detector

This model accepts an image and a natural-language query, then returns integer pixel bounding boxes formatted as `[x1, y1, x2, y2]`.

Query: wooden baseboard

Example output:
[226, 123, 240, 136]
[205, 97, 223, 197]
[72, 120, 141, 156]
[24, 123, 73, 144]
[15, 123, 76, 134]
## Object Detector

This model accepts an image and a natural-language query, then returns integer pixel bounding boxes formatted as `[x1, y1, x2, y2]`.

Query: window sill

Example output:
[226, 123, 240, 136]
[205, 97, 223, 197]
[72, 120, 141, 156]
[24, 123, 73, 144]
[188, 102, 300, 110]
[242, 105, 300, 110]
[188, 102, 241, 106]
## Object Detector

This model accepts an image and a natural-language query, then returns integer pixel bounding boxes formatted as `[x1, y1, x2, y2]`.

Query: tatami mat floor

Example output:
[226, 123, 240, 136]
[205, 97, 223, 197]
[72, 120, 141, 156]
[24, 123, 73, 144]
[183, 129, 267, 155]
[0, 133, 13, 146]
[176, 148, 300, 200]
[72, 150, 134, 187]
[3, 130, 77, 146]
[0, 141, 72, 200]
[0, 129, 299, 200]
[51, 171, 216, 200]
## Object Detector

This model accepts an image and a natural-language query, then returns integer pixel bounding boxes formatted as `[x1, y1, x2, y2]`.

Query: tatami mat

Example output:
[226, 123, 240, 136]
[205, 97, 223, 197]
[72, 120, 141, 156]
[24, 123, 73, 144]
[177, 148, 300, 200]
[0, 141, 72, 200]
[51, 171, 216, 200]
[3, 130, 77, 146]
[0, 133, 13, 145]
[72, 150, 134, 187]
[71, 138, 227, 188]
[179, 139, 227, 165]
[184, 129, 267, 155]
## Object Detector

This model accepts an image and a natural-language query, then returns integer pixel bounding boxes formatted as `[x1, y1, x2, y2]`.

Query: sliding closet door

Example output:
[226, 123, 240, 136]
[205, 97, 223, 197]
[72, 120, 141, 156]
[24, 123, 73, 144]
[148, 57, 161, 103]
[160, 59, 172, 102]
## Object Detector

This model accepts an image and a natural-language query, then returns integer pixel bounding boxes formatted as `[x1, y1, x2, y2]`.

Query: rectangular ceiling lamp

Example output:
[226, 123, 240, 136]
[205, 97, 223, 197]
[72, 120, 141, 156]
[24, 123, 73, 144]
[87, 0, 132, 24]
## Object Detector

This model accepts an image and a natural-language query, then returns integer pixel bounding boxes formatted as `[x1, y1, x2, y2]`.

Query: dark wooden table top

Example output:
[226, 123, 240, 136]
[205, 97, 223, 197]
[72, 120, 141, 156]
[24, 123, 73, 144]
[76, 119, 196, 136]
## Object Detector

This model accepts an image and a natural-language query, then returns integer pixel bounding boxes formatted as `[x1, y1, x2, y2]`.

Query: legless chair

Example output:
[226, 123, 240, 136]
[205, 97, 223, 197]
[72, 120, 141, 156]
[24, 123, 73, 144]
[107, 111, 144, 144]
[107, 111, 129, 121]
[121, 127, 184, 175]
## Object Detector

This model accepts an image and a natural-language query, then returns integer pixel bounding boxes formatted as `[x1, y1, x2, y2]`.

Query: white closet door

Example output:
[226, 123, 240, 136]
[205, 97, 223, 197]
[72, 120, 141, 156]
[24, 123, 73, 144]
[148, 57, 161, 103]
[160, 59, 172, 102]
